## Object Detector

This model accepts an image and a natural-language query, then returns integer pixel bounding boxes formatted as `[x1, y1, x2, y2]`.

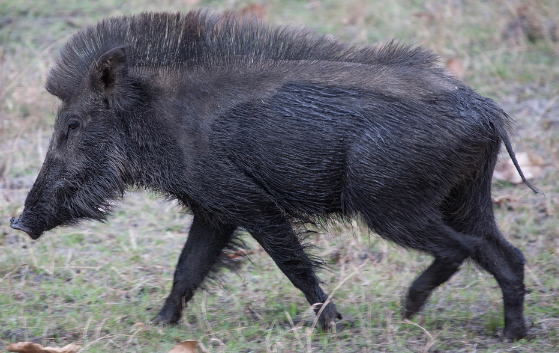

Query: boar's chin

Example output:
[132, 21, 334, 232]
[9, 206, 68, 240]
[10, 216, 46, 240]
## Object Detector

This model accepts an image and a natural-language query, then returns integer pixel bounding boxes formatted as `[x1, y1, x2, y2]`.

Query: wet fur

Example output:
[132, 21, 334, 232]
[13, 10, 537, 339]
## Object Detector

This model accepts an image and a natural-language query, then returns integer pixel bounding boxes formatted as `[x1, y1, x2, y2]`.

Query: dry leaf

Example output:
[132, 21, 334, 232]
[492, 195, 519, 206]
[168, 340, 198, 353]
[494, 152, 545, 184]
[492, 195, 521, 210]
[413, 11, 435, 23]
[130, 322, 150, 332]
[219, 248, 253, 261]
[446, 57, 465, 79]
[238, 4, 266, 19]
[7, 342, 80, 353]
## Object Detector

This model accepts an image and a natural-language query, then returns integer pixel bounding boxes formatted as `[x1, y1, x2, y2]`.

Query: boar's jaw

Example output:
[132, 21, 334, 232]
[10, 216, 44, 240]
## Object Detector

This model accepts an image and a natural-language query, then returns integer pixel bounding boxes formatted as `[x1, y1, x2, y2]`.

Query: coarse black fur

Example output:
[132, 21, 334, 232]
[10, 10, 538, 340]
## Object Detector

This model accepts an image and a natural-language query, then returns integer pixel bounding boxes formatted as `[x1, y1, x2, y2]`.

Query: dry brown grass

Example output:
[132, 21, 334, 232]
[1, 0, 558, 352]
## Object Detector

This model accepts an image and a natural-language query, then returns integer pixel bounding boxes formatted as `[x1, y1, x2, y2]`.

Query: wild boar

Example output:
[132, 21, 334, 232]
[10, 11, 538, 339]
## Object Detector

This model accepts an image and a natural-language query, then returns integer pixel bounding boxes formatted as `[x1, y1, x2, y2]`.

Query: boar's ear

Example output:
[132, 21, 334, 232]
[90, 46, 130, 105]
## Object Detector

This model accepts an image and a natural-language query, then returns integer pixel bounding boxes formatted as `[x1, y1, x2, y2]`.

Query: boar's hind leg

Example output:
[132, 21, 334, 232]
[153, 215, 236, 325]
[249, 221, 342, 332]
[443, 179, 527, 340]
[390, 220, 471, 319]
[403, 250, 468, 319]
[470, 234, 526, 340]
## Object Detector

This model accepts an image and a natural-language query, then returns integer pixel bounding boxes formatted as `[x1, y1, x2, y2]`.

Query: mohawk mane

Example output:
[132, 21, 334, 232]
[46, 10, 441, 100]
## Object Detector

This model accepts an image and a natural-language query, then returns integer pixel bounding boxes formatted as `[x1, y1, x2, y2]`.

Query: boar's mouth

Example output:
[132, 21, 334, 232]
[10, 217, 43, 240]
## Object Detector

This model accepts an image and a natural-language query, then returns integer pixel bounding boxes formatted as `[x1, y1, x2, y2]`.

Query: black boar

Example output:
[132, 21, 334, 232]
[10, 11, 538, 339]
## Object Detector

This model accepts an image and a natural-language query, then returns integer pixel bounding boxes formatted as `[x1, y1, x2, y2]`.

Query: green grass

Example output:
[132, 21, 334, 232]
[1, 0, 559, 352]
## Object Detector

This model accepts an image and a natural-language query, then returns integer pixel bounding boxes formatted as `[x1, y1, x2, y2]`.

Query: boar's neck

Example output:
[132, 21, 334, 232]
[120, 82, 188, 198]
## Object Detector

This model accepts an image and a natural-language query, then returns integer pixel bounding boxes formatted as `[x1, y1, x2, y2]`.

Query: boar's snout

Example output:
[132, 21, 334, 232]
[10, 216, 43, 240]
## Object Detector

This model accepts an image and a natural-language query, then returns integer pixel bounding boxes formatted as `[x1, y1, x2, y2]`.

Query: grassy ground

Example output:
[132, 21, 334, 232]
[1, 0, 558, 352]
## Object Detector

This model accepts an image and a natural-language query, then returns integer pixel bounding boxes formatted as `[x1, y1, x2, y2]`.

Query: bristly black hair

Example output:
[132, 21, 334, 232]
[46, 10, 442, 101]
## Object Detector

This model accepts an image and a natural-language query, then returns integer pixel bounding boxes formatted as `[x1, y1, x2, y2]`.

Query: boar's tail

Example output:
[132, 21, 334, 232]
[499, 115, 541, 194]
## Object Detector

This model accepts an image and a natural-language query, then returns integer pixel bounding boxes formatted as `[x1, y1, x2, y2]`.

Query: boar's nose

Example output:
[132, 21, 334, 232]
[10, 217, 41, 240]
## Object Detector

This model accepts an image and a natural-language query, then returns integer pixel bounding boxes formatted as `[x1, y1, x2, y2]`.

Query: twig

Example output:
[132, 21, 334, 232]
[1, 33, 73, 96]
[354, 302, 373, 350]
[2, 126, 26, 197]
[536, 318, 559, 324]
[525, 264, 545, 290]
[0, 263, 27, 283]
[0, 15, 16, 112]
[82, 316, 93, 345]
[535, 95, 559, 122]
[77, 334, 116, 352]
[24, 236, 40, 270]
[310, 260, 369, 332]
[265, 319, 277, 353]
[94, 317, 109, 340]
[306, 260, 369, 352]
[285, 311, 304, 351]
[402, 319, 436, 353]
[110, 266, 134, 285]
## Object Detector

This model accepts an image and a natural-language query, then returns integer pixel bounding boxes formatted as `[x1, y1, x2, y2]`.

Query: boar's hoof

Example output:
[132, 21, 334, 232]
[151, 307, 182, 326]
[317, 302, 342, 333]
[503, 323, 527, 341]
[321, 318, 337, 333]
[401, 299, 422, 320]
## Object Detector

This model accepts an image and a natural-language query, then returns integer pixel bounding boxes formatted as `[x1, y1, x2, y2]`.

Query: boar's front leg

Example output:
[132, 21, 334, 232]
[153, 214, 236, 325]
[248, 220, 342, 332]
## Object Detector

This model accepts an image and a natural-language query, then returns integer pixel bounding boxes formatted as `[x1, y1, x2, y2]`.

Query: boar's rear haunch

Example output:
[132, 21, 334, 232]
[10, 11, 538, 339]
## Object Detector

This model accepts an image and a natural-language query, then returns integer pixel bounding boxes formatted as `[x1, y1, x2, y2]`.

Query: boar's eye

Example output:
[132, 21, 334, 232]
[68, 120, 79, 131]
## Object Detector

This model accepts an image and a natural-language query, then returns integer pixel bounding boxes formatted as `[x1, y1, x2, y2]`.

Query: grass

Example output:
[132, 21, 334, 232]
[1, 0, 559, 352]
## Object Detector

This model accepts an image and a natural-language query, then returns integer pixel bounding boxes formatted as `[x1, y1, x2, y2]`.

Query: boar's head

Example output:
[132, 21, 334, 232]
[11, 46, 138, 239]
